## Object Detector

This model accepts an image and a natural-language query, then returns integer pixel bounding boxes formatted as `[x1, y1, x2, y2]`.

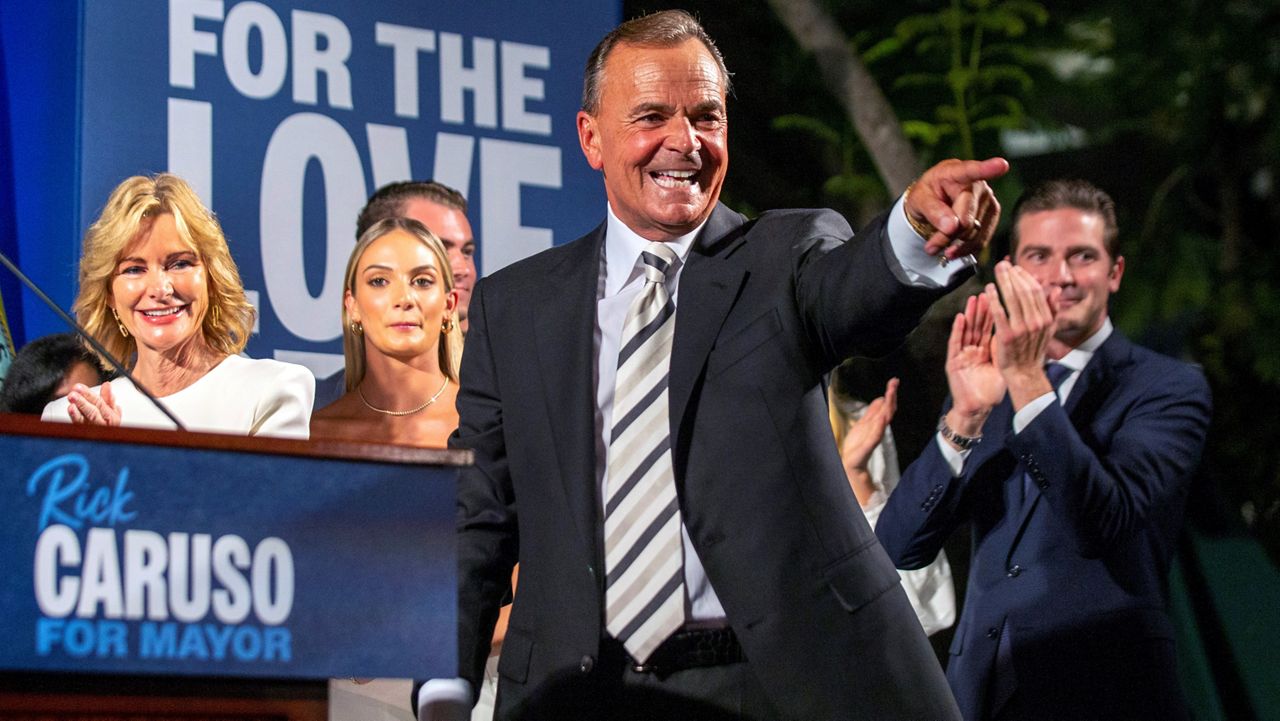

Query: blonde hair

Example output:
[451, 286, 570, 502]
[74, 174, 255, 368]
[341, 217, 461, 390]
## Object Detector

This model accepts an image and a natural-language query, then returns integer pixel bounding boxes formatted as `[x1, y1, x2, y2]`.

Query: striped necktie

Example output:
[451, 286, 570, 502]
[603, 241, 685, 663]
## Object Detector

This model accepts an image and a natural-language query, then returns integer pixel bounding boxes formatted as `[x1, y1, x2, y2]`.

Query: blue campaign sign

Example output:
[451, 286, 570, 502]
[0, 431, 457, 679]
[1, 1, 618, 367]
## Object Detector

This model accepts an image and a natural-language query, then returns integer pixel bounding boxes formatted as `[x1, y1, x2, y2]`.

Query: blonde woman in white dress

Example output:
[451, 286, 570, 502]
[42, 173, 312, 437]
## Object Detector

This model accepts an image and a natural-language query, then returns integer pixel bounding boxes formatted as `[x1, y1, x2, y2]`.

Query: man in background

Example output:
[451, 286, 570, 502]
[876, 179, 1212, 720]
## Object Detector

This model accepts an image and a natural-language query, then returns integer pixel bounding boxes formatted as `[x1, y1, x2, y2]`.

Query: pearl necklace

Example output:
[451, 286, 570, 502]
[357, 377, 449, 417]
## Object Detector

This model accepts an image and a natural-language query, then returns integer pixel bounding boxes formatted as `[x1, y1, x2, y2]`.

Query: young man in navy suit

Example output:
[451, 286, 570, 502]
[876, 179, 1212, 721]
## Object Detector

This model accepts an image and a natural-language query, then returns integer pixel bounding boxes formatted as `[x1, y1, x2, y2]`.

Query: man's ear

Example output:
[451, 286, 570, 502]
[1109, 255, 1125, 292]
[577, 111, 604, 171]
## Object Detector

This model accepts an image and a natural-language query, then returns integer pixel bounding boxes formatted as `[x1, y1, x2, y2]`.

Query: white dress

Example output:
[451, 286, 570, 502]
[42, 354, 315, 439]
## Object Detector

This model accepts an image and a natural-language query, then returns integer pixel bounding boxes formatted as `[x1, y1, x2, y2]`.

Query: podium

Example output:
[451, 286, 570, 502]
[0, 415, 463, 719]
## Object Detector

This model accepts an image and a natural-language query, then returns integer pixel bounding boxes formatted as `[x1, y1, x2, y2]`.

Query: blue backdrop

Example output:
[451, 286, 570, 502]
[0, 1, 618, 376]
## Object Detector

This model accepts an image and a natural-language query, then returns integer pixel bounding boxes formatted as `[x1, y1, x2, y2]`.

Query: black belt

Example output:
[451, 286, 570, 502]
[607, 627, 744, 675]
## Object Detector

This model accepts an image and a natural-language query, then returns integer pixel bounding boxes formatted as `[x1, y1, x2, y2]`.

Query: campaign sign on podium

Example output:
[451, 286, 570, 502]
[0, 420, 458, 680]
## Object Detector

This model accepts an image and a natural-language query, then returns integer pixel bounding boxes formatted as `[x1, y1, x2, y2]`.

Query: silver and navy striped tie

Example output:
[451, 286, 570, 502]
[604, 241, 685, 663]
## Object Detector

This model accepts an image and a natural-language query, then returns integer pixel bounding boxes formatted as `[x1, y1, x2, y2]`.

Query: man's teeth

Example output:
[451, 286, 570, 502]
[652, 170, 697, 188]
[142, 307, 183, 317]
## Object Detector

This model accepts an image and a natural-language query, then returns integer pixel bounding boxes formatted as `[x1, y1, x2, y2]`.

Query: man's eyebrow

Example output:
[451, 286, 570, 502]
[627, 101, 675, 116]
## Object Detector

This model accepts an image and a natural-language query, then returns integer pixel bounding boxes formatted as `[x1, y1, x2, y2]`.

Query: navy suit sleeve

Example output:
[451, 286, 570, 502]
[451, 279, 518, 695]
[1011, 362, 1211, 558]
[876, 432, 979, 570]
[793, 209, 970, 368]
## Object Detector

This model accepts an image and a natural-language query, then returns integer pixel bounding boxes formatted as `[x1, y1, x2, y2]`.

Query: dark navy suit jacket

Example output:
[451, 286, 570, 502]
[876, 330, 1211, 721]
[453, 203, 965, 720]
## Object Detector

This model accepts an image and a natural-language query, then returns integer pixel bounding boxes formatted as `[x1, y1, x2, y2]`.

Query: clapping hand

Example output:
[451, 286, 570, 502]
[65, 382, 122, 426]
[841, 378, 898, 506]
[945, 292, 1004, 434]
[986, 260, 1058, 410]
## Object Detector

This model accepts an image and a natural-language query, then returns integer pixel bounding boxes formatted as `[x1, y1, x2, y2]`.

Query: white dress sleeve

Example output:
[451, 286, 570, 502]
[248, 362, 316, 439]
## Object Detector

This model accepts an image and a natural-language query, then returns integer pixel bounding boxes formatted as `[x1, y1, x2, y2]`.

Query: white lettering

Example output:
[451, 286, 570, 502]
[222, 1, 287, 99]
[366, 124, 412, 189]
[439, 33, 496, 128]
[123, 529, 169, 621]
[375, 23, 436, 119]
[169, 0, 224, 89]
[252, 538, 294, 625]
[76, 528, 124, 618]
[291, 10, 353, 109]
[480, 138, 561, 272]
[432, 132, 476, 200]
[34, 525, 80, 618]
[211, 534, 252, 624]
[501, 41, 551, 135]
[167, 98, 214, 206]
[260, 112, 366, 341]
[168, 533, 212, 623]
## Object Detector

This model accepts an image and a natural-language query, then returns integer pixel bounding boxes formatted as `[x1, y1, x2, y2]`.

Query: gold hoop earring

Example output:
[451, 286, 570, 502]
[441, 316, 455, 334]
[112, 308, 130, 338]
[350, 320, 363, 335]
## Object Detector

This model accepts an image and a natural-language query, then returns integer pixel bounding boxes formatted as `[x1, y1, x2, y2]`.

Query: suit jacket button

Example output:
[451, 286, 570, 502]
[579, 655, 595, 673]
[987, 627, 999, 640]
[1007, 565, 1022, 578]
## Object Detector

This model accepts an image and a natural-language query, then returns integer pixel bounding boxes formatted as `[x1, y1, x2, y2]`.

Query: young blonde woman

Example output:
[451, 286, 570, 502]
[310, 216, 460, 446]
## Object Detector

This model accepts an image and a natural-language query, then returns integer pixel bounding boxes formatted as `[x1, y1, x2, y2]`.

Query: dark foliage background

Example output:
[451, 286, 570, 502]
[620, 0, 1280, 570]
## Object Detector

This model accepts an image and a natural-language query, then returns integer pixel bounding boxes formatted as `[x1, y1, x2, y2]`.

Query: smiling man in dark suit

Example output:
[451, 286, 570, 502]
[875, 179, 1212, 721]
[440, 10, 1010, 720]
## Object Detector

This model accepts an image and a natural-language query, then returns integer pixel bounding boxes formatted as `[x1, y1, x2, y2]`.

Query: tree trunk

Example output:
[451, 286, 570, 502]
[765, 0, 921, 194]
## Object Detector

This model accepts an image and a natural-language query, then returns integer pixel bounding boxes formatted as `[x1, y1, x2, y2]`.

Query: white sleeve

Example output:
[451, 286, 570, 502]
[417, 678, 474, 721]
[886, 194, 975, 288]
[250, 363, 316, 439]
[1012, 391, 1057, 434]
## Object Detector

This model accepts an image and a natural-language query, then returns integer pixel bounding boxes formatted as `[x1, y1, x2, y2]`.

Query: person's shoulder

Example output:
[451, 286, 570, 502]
[754, 207, 851, 234]
[221, 355, 316, 389]
[1114, 338, 1211, 400]
[493, 228, 601, 278]
[752, 206, 844, 227]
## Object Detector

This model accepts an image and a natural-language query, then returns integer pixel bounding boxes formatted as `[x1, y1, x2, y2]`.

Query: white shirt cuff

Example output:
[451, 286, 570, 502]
[887, 195, 974, 288]
[417, 678, 473, 721]
[1012, 392, 1057, 434]
[935, 432, 970, 476]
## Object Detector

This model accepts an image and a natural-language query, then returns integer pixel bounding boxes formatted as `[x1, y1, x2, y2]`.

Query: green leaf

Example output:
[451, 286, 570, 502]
[895, 14, 945, 42]
[901, 119, 948, 145]
[978, 64, 1035, 92]
[863, 37, 904, 65]
[894, 73, 947, 90]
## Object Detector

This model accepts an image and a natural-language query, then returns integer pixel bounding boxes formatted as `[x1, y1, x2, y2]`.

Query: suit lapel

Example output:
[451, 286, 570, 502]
[669, 204, 750, 455]
[1008, 330, 1130, 547]
[532, 227, 604, 560]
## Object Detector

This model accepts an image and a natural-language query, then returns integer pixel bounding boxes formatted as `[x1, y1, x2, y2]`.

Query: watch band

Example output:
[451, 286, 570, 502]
[937, 414, 982, 450]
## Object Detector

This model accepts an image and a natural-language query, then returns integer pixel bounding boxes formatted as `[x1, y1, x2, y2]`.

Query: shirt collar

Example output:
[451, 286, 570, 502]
[603, 203, 702, 298]
[1056, 317, 1113, 373]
